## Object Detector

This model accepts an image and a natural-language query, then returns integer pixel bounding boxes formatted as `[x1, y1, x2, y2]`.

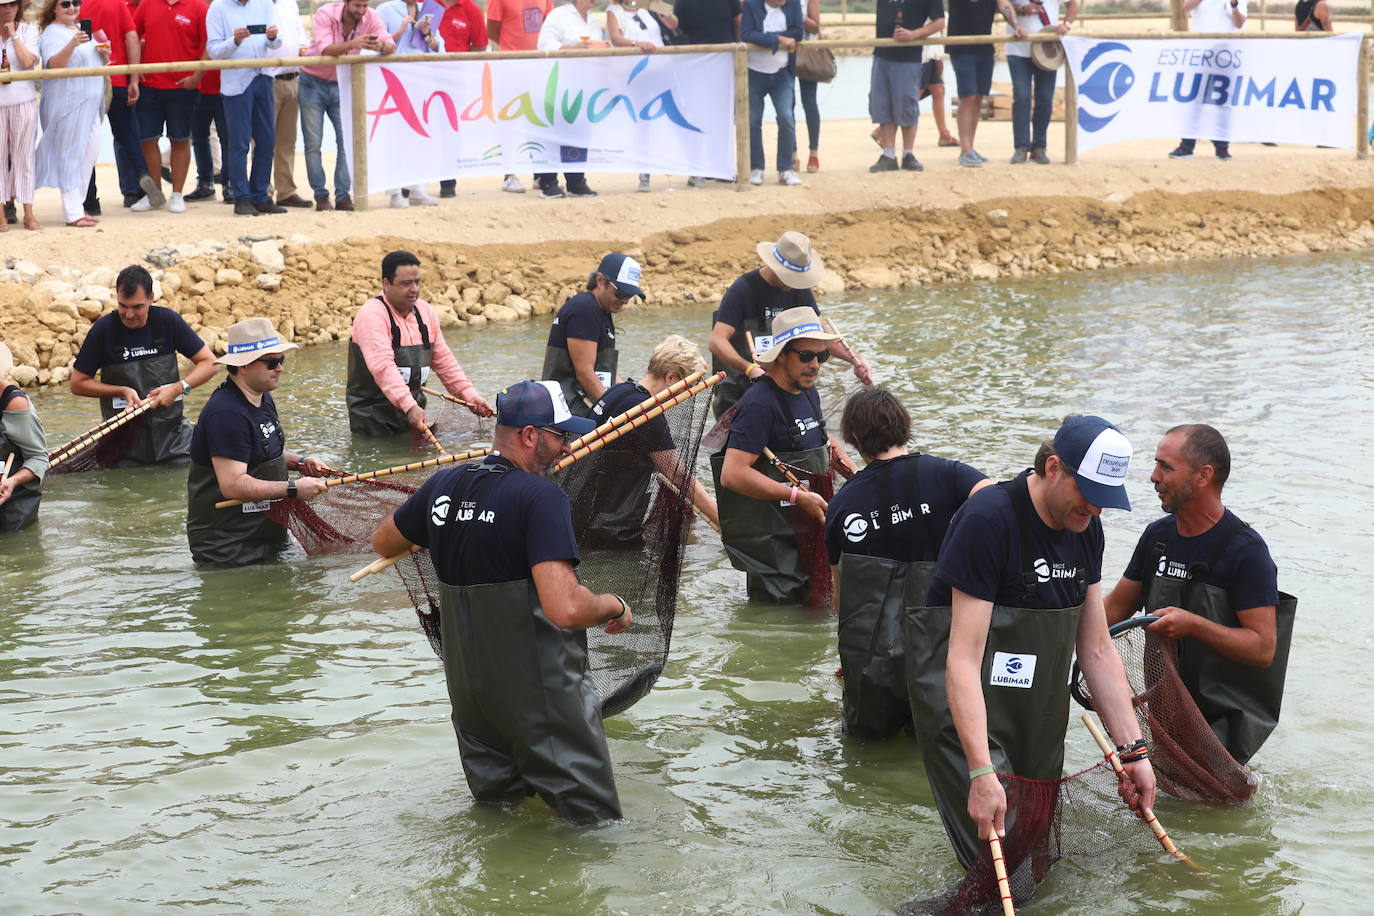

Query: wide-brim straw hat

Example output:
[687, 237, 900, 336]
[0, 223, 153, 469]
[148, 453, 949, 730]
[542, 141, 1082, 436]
[0, 342, 13, 375]
[1031, 28, 1065, 71]
[756, 231, 825, 290]
[217, 317, 299, 366]
[754, 306, 840, 363]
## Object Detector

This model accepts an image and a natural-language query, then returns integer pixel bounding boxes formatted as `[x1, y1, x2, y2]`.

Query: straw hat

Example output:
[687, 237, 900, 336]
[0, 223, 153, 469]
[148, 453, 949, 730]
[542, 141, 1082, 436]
[756, 231, 825, 290]
[217, 318, 299, 366]
[0, 342, 12, 376]
[754, 306, 840, 364]
[1031, 28, 1065, 71]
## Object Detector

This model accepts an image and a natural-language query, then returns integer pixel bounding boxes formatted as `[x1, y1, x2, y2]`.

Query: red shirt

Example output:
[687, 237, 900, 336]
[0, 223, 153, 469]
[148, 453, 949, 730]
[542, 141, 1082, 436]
[135, 0, 208, 90]
[485, 0, 549, 51]
[81, 0, 137, 87]
[438, 0, 488, 51]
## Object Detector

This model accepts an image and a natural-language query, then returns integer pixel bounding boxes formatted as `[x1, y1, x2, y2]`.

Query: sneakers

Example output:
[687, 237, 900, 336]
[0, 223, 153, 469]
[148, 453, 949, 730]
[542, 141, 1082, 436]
[1030, 148, 1051, 165]
[779, 170, 803, 186]
[501, 174, 525, 194]
[138, 173, 166, 209]
[901, 152, 923, 172]
[335, 195, 355, 211]
[749, 169, 764, 185]
[1011, 148, 1029, 164]
[130, 195, 158, 212]
[807, 154, 819, 173]
[122, 193, 141, 208]
[168, 192, 186, 214]
[233, 199, 260, 216]
[1168, 145, 1194, 159]
[957, 151, 983, 168]
[539, 184, 566, 199]
[255, 199, 287, 214]
[970, 150, 988, 163]
[1215, 147, 1232, 161]
[389, 191, 410, 209]
[638, 174, 651, 193]
[409, 186, 439, 205]
[869, 154, 898, 173]
[687, 176, 708, 189]
[185, 184, 216, 202]
[567, 182, 598, 197]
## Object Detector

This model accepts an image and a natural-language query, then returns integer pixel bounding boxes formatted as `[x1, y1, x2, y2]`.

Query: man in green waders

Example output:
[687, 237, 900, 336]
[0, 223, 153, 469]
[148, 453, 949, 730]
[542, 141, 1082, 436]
[907, 416, 1156, 872]
[1104, 424, 1294, 766]
[714, 306, 859, 604]
[371, 380, 634, 824]
[542, 253, 643, 419]
[186, 318, 330, 567]
[70, 265, 220, 465]
[823, 387, 990, 738]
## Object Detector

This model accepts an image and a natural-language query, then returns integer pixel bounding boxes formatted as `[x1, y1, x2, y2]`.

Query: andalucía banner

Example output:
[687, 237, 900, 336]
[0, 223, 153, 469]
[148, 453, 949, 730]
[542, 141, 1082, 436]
[339, 53, 735, 187]
[1062, 33, 1362, 152]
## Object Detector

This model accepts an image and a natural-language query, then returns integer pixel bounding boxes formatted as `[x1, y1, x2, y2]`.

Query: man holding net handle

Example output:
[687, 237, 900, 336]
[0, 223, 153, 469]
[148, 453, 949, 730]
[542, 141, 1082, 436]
[908, 416, 1155, 878]
[370, 380, 633, 823]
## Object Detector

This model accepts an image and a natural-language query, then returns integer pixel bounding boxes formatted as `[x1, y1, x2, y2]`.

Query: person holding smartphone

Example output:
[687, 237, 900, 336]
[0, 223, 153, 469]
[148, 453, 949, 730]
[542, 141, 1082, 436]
[206, 0, 284, 215]
[35, 0, 108, 227]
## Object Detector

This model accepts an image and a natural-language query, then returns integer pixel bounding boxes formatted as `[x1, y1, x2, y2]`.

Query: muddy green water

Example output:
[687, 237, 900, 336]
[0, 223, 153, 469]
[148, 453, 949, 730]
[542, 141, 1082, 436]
[3, 251, 1371, 914]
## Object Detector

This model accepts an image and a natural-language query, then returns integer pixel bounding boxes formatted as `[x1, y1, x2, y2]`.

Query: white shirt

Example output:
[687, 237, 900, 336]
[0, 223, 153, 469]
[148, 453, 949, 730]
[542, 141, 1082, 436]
[537, 3, 605, 51]
[748, 5, 787, 74]
[263, 0, 303, 76]
[607, 3, 664, 47]
[1190, 0, 1246, 33]
[1005, 0, 1061, 58]
[0, 22, 40, 106]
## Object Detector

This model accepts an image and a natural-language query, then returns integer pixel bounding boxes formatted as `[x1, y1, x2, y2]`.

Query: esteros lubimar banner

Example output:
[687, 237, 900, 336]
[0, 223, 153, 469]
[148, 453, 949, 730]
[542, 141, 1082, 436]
[339, 53, 736, 187]
[1062, 32, 1362, 152]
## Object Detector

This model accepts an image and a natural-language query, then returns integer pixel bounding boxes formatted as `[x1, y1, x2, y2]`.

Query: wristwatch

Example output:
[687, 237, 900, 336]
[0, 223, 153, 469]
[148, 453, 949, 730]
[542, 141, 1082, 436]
[287, 480, 298, 499]
[180, 378, 191, 395]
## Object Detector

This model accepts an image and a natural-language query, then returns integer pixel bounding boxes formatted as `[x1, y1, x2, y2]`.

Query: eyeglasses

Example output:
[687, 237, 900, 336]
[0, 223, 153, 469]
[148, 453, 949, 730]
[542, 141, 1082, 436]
[785, 347, 830, 364]
[538, 425, 573, 444]
[254, 355, 287, 369]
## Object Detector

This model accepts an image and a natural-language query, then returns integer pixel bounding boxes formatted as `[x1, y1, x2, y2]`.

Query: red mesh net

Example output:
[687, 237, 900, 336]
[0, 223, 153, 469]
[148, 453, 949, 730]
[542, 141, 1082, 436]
[780, 455, 836, 608]
[901, 766, 1156, 914]
[46, 414, 150, 474]
[269, 475, 423, 556]
[1074, 621, 1257, 804]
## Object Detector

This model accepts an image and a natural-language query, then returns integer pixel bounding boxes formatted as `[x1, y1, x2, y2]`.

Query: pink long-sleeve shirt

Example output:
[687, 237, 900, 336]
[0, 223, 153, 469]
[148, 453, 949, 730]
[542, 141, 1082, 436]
[301, 2, 394, 81]
[351, 296, 477, 415]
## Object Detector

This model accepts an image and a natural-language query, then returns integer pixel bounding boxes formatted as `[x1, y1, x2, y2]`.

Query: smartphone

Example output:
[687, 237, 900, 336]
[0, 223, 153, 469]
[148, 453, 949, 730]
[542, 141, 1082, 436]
[247, 23, 267, 34]
[421, 13, 433, 24]
[78, 18, 93, 35]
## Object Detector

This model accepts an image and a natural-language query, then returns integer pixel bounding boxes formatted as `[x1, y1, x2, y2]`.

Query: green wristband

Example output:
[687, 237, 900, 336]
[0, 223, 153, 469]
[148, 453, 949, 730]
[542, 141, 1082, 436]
[968, 765, 997, 780]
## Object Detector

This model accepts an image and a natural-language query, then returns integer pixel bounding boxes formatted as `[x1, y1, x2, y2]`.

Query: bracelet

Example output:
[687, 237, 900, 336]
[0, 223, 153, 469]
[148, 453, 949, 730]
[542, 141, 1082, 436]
[610, 594, 629, 621]
[1119, 749, 1150, 764]
[1115, 737, 1148, 757]
[968, 764, 997, 780]
[745, 362, 759, 376]
[788, 486, 800, 504]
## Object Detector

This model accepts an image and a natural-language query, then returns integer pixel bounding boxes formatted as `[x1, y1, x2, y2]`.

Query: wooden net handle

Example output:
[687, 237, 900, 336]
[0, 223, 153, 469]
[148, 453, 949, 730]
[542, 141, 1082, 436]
[215, 446, 491, 508]
[48, 402, 156, 468]
[564, 369, 705, 455]
[422, 385, 475, 409]
[988, 835, 1016, 916]
[419, 422, 448, 455]
[349, 543, 422, 582]
[2, 453, 13, 480]
[552, 372, 723, 472]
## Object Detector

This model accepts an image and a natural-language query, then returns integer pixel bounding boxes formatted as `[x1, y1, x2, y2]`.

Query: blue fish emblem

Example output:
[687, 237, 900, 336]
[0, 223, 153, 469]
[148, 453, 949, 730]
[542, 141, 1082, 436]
[1080, 61, 1135, 106]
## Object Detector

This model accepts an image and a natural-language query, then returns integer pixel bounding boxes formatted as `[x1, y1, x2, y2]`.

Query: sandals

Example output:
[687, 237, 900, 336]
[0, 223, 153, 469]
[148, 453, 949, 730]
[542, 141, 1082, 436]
[807, 154, 820, 172]
[66, 216, 98, 228]
[938, 134, 960, 147]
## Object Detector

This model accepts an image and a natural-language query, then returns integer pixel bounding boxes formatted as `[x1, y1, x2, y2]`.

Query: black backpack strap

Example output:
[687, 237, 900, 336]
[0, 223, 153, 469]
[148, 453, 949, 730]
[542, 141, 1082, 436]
[894, 454, 939, 562]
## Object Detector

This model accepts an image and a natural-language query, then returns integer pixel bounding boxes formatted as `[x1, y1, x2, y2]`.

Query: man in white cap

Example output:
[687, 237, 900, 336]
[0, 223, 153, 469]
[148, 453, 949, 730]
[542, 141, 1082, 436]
[542, 252, 643, 419]
[186, 318, 330, 566]
[708, 231, 871, 419]
[906, 415, 1155, 878]
[713, 306, 858, 604]
[0, 342, 48, 532]
[371, 379, 632, 823]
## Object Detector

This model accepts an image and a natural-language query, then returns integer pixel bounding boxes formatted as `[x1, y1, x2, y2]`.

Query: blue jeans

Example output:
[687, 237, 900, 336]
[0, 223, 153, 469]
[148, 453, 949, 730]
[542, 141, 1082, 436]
[85, 85, 147, 207]
[299, 72, 350, 199]
[1009, 55, 1057, 152]
[192, 92, 228, 187]
[796, 76, 820, 152]
[222, 74, 276, 204]
[748, 68, 795, 172]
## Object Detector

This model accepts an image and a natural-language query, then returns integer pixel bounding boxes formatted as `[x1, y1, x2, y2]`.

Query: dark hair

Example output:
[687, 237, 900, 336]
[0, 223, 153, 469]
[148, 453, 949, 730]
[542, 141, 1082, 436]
[226, 365, 239, 376]
[38, 0, 63, 31]
[115, 265, 154, 299]
[381, 250, 421, 282]
[840, 387, 910, 460]
[1167, 423, 1231, 488]
[1033, 440, 1055, 476]
[586, 271, 600, 291]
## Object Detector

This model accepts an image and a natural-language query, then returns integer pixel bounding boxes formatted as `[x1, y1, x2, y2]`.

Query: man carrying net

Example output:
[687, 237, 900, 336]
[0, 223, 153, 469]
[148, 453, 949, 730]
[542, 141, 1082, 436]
[370, 380, 634, 824]
[906, 416, 1155, 904]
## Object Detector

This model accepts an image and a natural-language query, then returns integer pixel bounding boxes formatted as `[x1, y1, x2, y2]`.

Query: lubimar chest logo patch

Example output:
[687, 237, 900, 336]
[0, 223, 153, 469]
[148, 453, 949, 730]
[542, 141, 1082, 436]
[990, 652, 1037, 689]
[1032, 557, 1077, 583]
[1157, 555, 1193, 579]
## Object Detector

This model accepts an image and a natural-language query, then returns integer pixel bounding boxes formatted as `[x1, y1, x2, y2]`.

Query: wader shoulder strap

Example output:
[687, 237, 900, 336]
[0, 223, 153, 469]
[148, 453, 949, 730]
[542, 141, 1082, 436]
[905, 455, 940, 560]
[437, 458, 510, 582]
[376, 297, 430, 350]
[1144, 513, 1248, 609]
[999, 472, 1088, 605]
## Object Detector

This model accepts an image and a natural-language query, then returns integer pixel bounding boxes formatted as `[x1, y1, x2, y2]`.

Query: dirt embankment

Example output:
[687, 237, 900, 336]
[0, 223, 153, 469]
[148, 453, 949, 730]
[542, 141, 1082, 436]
[2, 186, 1373, 388]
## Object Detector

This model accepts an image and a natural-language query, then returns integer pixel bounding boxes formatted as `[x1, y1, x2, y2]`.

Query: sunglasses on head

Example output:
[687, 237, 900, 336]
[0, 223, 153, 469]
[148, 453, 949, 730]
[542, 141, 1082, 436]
[785, 346, 830, 364]
[254, 355, 286, 370]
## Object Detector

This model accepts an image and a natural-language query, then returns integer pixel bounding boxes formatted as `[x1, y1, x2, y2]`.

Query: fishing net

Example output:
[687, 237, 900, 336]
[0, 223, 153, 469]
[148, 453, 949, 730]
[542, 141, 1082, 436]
[46, 413, 150, 474]
[393, 387, 713, 718]
[900, 765, 1156, 914]
[778, 451, 841, 608]
[1071, 617, 1258, 804]
[426, 393, 493, 453]
[268, 475, 422, 556]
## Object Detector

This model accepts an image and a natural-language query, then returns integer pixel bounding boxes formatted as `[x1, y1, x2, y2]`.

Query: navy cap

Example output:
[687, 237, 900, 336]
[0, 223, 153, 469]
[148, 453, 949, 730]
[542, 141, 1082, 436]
[1053, 415, 1133, 510]
[495, 380, 598, 436]
[597, 253, 645, 300]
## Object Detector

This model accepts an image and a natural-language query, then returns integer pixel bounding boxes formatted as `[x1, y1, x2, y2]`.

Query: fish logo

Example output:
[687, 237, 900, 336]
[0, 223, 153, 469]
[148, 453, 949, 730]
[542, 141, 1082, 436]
[1077, 42, 1135, 133]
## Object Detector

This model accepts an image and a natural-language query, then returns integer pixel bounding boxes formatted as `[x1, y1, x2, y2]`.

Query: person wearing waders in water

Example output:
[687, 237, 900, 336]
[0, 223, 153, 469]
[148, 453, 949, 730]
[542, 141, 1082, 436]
[1103, 424, 1295, 766]
[0, 342, 49, 532]
[542, 253, 643, 419]
[713, 306, 859, 604]
[346, 250, 495, 437]
[69, 265, 219, 465]
[823, 387, 989, 738]
[371, 380, 634, 824]
[905, 416, 1156, 875]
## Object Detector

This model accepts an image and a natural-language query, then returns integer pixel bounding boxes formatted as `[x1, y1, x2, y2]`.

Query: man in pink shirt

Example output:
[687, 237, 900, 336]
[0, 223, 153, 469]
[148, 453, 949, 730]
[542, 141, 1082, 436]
[347, 250, 495, 437]
[300, 0, 394, 210]
[487, 0, 550, 194]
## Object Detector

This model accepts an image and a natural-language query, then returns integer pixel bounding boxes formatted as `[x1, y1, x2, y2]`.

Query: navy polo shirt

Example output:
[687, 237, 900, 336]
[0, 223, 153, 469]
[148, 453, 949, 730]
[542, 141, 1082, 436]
[546, 292, 615, 353]
[1122, 510, 1279, 611]
[715, 269, 818, 332]
[73, 306, 205, 376]
[190, 379, 285, 468]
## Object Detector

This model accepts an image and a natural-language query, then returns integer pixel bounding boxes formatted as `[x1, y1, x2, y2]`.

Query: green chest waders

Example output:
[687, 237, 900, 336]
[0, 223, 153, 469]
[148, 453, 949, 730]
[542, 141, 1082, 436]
[711, 444, 829, 604]
[541, 344, 619, 420]
[100, 352, 192, 465]
[346, 298, 435, 436]
[1141, 523, 1297, 765]
[0, 428, 41, 532]
[186, 454, 289, 567]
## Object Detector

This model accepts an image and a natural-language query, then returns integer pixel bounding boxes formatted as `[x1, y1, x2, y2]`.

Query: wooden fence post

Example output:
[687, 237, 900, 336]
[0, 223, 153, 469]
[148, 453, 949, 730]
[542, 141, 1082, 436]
[1064, 63, 1078, 165]
[350, 62, 370, 210]
[734, 46, 751, 189]
[1359, 37, 1370, 160]
[1170, 0, 1188, 33]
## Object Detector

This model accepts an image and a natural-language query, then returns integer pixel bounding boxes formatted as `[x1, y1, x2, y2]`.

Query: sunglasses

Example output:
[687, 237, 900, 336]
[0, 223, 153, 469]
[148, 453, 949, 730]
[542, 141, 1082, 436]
[538, 425, 573, 444]
[254, 355, 287, 369]
[58, 0, 82, 8]
[785, 347, 830, 364]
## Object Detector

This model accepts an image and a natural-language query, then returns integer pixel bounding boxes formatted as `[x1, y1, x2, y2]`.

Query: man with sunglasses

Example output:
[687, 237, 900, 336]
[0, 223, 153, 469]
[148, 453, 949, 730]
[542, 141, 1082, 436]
[371, 380, 633, 823]
[542, 253, 643, 419]
[187, 318, 329, 566]
[713, 306, 858, 604]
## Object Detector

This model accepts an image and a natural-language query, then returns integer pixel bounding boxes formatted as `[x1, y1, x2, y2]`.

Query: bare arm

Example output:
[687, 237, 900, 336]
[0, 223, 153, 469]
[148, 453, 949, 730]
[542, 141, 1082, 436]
[486, 19, 500, 45]
[566, 337, 608, 404]
[709, 321, 762, 378]
[124, 28, 140, 101]
[1147, 603, 1276, 666]
[70, 367, 144, 407]
[145, 346, 219, 409]
[532, 559, 632, 632]
[720, 446, 826, 523]
[210, 455, 326, 501]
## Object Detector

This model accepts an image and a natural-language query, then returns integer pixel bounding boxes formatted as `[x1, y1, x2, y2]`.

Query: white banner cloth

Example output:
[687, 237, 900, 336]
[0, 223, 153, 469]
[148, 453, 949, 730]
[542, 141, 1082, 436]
[1062, 33, 1362, 152]
[339, 53, 736, 187]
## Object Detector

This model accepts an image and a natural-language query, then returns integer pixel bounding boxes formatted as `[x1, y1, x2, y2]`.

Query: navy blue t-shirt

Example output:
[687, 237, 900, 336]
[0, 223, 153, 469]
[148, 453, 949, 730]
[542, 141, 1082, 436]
[190, 379, 285, 469]
[393, 455, 581, 586]
[715, 269, 818, 334]
[824, 453, 986, 565]
[946, 0, 996, 55]
[546, 292, 615, 353]
[725, 376, 827, 456]
[73, 306, 206, 377]
[591, 381, 675, 453]
[928, 470, 1104, 609]
[1122, 510, 1279, 612]
[875, 0, 945, 62]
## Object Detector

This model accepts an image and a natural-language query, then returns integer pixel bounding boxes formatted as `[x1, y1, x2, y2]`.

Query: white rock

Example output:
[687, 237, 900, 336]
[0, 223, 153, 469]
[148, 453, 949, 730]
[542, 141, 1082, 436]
[215, 268, 244, 286]
[12, 261, 42, 283]
[82, 266, 118, 287]
[250, 240, 286, 274]
[257, 273, 282, 290]
[35, 279, 76, 297]
[162, 272, 183, 294]
[289, 233, 313, 245]
[79, 284, 114, 304]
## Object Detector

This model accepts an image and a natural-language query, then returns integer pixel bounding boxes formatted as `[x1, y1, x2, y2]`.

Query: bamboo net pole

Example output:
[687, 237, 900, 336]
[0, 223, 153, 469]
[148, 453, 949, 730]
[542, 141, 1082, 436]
[214, 446, 490, 509]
